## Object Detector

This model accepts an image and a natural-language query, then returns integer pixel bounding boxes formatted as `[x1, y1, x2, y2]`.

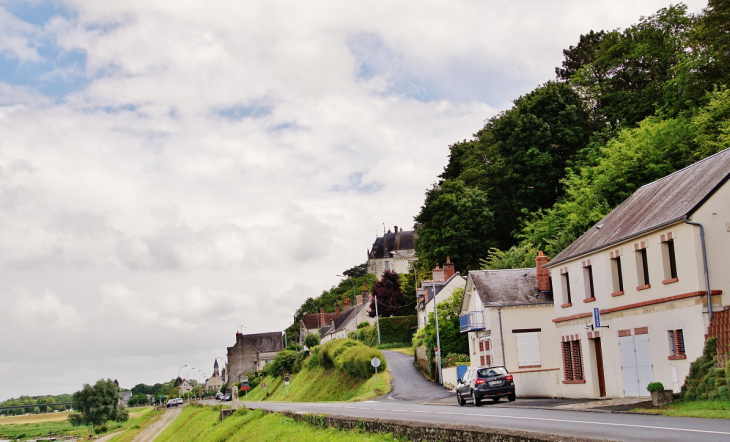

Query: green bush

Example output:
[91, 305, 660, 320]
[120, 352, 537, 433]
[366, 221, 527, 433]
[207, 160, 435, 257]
[340, 345, 388, 378]
[93, 423, 108, 434]
[647, 382, 665, 393]
[680, 337, 728, 401]
[320, 339, 363, 368]
[304, 333, 320, 348]
[286, 342, 303, 352]
[378, 316, 417, 344]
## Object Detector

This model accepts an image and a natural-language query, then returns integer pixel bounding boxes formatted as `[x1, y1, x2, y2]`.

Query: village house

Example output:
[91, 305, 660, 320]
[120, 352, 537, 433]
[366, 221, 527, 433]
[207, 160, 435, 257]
[321, 288, 376, 343]
[226, 331, 283, 384]
[545, 148, 730, 398]
[300, 308, 340, 343]
[417, 258, 466, 329]
[367, 226, 416, 279]
[459, 252, 560, 397]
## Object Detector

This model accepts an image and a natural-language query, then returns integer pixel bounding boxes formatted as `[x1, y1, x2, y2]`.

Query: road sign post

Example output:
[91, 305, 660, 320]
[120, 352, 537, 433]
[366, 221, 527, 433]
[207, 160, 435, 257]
[371, 357, 381, 388]
[284, 373, 290, 396]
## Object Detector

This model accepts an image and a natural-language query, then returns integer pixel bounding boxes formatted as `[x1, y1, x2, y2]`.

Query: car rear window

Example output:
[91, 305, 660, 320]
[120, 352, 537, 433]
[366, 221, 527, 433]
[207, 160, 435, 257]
[477, 367, 508, 377]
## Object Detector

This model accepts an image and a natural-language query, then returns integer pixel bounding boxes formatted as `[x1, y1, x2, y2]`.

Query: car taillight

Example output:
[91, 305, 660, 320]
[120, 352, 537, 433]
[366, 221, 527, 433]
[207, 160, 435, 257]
[505, 375, 513, 381]
[475, 378, 486, 385]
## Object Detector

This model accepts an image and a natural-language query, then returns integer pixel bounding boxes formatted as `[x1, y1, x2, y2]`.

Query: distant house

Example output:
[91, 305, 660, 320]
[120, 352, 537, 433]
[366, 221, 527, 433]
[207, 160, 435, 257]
[546, 148, 730, 398]
[367, 226, 416, 279]
[417, 258, 466, 329]
[300, 309, 340, 343]
[460, 252, 560, 398]
[205, 359, 225, 392]
[118, 391, 132, 405]
[321, 289, 376, 343]
[226, 331, 283, 384]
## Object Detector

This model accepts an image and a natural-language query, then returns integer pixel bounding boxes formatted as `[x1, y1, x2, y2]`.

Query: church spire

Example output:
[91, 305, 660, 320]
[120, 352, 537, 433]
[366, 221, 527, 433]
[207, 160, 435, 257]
[213, 359, 219, 376]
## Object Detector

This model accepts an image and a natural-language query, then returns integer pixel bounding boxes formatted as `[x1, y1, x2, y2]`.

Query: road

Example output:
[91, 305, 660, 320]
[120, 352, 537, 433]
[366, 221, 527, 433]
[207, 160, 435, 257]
[243, 351, 730, 441]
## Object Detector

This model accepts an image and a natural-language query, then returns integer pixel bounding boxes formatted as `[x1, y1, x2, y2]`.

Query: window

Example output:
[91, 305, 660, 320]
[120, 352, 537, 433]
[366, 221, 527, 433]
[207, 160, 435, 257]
[562, 339, 585, 382]
[516, 332, 541, 367]
[384, 261, 390, 271]
[561, 272, 572, 305]
[583, 265, 595, 300]
[668, 329, 686, 360]
[662, 239, 678, 282]
[611, 256, 624, 294]
[635, 248, 650, 288]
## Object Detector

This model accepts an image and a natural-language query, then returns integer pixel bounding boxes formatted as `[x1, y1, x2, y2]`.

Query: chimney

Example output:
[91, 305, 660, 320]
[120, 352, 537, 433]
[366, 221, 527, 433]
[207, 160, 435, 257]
[443, 256, 455, 280]
[343, 297, 351, 309]
[356, 294, 363, 306]
[432, 263, 445, 282]
[424, 288, 429, 303]
[536, 251, 551, 292]
[320, 309, 325, 327]
[335, 301, 340, 316]
[394, 225, 398, 234]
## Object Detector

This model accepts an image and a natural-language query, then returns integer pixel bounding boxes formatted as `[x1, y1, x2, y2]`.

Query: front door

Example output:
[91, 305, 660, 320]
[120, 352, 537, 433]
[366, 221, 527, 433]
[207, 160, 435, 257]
[594, 338, 606, 397]
[619, 334, 653, 397]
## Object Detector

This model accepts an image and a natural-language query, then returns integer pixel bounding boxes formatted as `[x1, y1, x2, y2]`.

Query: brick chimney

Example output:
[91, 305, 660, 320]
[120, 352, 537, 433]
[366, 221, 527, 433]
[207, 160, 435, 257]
[320, 309, 325, 327]
[424, 287, 430, 303]
[536, 251, 551, 292]
[343, 297, 351, 309]
[335, 301, 340, 316]
[432, 263, 444, 282]
[443, 257, 455, 280]
[356, 294, 363, 305]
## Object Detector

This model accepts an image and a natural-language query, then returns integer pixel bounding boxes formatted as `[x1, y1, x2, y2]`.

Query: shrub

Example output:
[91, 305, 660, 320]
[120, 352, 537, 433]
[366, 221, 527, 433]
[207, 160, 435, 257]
[306, 345, 322, 368]
[442, 353, 470, 368]
[286, 342, 303, 352]
[93, 424, 108, 434]
[304, 333, 321, 348]
[320, 339, 363, 368]
[378, 316, 418, 344]
[647, 382, 665, 393]
[340, 346, 388, 378]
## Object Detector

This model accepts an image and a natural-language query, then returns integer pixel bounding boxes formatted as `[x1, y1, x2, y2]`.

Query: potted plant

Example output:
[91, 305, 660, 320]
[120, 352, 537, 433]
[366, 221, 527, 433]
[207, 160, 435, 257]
[647, 382, 673, 407]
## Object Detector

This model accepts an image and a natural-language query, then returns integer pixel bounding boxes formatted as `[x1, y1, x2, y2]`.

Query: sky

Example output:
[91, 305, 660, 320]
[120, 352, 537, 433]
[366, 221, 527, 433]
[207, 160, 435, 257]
[0, 0, 708, 400]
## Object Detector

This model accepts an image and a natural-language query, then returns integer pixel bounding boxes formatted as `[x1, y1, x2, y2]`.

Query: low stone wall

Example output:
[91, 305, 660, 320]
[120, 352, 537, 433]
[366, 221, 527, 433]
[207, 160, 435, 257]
[222, 407, 603, 442]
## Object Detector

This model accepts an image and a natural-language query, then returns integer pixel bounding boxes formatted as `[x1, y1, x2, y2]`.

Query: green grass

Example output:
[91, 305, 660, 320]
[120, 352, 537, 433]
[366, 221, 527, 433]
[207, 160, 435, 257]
[633, 400, 730, 418]
[107, 407, 164, 441]
[156, 404, 399, 441]
[242, 366, 391, 403]
[383, 347, 414, 356]
[0, 407, 154, 440]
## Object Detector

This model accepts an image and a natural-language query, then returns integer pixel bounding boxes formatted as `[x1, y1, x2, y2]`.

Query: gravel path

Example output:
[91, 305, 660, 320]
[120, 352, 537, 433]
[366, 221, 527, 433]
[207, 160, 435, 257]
[132, 405, 183, 442]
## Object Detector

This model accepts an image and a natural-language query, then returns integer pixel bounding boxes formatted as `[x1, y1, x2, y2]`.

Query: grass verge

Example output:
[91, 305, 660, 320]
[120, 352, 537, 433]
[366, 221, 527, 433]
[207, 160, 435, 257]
[243, 366, 391, 402]
[632, 400, 730, 418]
[108, 407, 165, 441]
[0, 407, 154, 440]
[156, 404, 399, 441]
[383, 347, 414, 356]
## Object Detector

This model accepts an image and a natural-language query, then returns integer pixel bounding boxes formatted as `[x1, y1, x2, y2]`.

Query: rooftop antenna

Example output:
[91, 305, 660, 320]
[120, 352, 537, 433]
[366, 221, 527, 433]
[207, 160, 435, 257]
[383, 223, 386, 235]
[237, 325, 246, 333]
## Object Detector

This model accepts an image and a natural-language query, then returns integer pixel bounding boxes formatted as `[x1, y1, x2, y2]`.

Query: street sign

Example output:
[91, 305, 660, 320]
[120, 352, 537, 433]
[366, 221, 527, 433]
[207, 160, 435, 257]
[593, 308, 601, 328]
[371, 357, 380, 368]
[261, 383, 267, 390]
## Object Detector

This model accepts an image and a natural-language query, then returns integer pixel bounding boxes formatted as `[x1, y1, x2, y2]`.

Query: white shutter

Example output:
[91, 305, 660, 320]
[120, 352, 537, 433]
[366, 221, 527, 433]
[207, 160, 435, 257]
[516, 332, 541, 367]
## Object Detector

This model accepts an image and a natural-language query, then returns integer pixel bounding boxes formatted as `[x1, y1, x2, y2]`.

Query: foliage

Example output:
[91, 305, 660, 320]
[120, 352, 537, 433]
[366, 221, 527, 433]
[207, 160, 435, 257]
[127, 393, 150, 407]
[680, 337, 730, 401]
[368, 270, 409, 317]
[304, 333, 321, 348]
[286, 342, 303, 352]
[68, 379, 129, 430]
[343, 262, 368, 279]
[480, 243, 540, 270]
[647, 382, 666, 393]
[422, 289, 468, 376]
[306, 339, 387, 380]
[340, 345, 388, 379]
[442, 353, 470, 368]
[357, 316, 417, 346]
[268, 350, 298, 377]
[375, 342, 412, 350]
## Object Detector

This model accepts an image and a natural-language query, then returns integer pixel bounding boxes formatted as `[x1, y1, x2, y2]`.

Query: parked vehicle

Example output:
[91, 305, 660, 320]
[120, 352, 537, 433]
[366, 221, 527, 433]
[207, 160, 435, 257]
[456, 365, 515, 406]
[166, 399, 178, 408]
[215, 393, 223, 400]
[223, 394, 231, 401]
[175, 398, 184, 405]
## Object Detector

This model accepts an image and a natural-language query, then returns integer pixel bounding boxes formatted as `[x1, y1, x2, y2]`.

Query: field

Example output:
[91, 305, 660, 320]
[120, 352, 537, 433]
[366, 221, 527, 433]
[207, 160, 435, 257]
[0, 407, 154, 440]
[156, 404, 399, 441]
[242, 366, 391, 402]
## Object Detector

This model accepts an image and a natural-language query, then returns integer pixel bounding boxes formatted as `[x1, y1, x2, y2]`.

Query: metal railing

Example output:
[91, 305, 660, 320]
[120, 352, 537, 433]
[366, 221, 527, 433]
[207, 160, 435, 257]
[459, 311, 485, 332]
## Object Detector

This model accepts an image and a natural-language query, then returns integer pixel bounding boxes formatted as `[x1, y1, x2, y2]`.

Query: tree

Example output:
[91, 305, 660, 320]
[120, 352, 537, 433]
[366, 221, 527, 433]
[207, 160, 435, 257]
[304, 333, 320, 348]
[127, 393, 149, 407]
[68, 379, 129, 433]
[131, 383, 152, 396]
[422, 288, 469, 376]
[343, 262, 367, 279]
[368, 270, 408, 317]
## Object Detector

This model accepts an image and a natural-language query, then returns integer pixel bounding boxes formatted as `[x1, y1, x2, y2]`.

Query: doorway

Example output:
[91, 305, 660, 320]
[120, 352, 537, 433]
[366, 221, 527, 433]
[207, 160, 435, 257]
[593, 338, 606, 397]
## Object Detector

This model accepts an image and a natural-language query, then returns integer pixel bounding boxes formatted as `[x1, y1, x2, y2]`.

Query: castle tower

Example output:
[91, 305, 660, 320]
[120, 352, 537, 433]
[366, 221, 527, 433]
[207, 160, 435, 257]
[213, 359, 220, 376]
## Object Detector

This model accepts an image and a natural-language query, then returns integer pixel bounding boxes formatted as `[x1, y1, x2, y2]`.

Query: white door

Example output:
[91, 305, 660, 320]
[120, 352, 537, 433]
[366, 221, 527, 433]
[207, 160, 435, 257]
[634, 334, 654, 397]
[619, 334, 653, 397]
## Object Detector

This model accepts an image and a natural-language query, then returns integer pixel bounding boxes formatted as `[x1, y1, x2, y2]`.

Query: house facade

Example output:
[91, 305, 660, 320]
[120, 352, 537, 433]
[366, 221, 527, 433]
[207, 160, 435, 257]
[545, 149, 730, 398]
[321, 293, 375, 343]
[226, 331, 283, 384]
[417, 258, 466, 329]
[460, 253, 561, 398]
[367, 226, 416, 279]
[205, 359, 225, 392]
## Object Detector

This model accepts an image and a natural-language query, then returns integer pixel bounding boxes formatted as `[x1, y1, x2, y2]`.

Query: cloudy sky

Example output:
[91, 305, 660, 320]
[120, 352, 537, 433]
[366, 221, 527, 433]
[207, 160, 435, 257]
[0, 0, 708, 400]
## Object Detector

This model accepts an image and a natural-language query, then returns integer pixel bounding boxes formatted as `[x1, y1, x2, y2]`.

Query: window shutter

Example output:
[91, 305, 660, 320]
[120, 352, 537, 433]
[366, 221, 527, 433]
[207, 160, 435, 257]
[516, 332, 541, 367]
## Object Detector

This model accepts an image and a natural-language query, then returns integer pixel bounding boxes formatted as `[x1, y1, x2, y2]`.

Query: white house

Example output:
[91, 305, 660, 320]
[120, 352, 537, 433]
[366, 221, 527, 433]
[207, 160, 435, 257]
[417, 258, 466, 329]
[545, 148, 730, 398]
[367, 226, 416, 279]
[460, 252, 561, 398]
[320, 294, 375, 343]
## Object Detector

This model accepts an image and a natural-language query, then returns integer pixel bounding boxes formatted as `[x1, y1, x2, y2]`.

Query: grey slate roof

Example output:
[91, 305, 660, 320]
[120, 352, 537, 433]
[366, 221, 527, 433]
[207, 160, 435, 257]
[241, 331, 283, 353]
[548, 148, 730, 267]
[470, 268, 552, 306]
[368, 229, 415, 259]
[323, 301, 370, 337]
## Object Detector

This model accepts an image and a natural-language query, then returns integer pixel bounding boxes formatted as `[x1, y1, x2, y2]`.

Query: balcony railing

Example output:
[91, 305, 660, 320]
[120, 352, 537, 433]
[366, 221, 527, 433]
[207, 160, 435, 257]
[460, 311, 485, 333]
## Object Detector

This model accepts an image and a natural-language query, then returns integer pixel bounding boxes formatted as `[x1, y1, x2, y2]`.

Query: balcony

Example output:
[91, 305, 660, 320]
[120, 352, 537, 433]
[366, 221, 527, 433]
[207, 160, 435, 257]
[460, 311, 485, 333]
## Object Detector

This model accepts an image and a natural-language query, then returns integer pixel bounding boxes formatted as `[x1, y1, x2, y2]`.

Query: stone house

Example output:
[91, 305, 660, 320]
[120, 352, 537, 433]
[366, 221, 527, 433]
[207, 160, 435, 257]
[459, 252, 560, 397]
[204, 359, 225, 392]
[367, 226, 416, 279]
[226, 331, 283, 384]
[417, 258, 466, 330]
[545, 148, 730, 398]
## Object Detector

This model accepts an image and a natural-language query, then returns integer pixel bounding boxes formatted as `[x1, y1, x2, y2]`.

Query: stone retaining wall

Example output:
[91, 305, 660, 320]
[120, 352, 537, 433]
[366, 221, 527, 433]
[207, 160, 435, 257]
[221, 407, 605, 442]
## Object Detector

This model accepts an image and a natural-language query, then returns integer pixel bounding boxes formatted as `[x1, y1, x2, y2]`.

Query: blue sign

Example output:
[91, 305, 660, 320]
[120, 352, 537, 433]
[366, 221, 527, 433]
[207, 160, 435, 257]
[593, 308, 601, 328]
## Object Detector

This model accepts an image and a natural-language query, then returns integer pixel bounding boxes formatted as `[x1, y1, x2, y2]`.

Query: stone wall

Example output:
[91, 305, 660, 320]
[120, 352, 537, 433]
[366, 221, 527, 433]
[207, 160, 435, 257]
[221, 407, 598, 442]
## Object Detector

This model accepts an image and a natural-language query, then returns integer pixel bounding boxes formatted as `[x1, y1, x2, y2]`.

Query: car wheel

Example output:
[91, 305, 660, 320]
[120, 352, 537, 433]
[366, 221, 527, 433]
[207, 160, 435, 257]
[471, 390, 481, 407]
[508, 394, 516, 402]
[457, 392, 465, 406]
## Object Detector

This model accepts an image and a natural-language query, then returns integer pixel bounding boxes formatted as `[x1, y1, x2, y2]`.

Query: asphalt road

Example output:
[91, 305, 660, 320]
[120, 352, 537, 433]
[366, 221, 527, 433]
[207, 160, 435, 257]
[382, 350, 452, 401]
[247, 400, 730, 442]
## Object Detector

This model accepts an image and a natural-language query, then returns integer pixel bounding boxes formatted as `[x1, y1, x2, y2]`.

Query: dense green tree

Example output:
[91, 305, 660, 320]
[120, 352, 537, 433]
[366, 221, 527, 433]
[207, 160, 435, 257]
[304, 333, 320, 348]
[556, 30, 606, 81]
[422, 288, 469, 371]
[131, 383, 152, 396]
[68, 379, 128, 432]
[368, 270, 408, 317]
[343, 262, 368, 279]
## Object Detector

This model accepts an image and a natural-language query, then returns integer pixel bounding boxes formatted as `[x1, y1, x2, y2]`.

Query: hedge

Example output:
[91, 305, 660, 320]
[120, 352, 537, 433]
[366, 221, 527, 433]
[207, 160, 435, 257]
[309, 338, 387, 379]
[357, 315, 417, 346]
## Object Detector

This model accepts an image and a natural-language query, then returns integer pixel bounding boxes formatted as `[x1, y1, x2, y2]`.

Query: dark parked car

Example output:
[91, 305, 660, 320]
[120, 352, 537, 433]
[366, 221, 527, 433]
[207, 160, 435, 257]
[456, 365, 515, 406]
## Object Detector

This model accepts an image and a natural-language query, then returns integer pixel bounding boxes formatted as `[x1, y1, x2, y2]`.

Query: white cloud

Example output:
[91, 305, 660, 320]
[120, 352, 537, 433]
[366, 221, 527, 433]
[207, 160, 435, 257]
[0, 7, 42, 62]
[8, 289, 81, 330]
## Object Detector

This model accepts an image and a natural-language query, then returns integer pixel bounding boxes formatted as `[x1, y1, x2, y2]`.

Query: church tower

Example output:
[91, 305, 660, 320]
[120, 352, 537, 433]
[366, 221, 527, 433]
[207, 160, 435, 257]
[213, 359, 220, 376]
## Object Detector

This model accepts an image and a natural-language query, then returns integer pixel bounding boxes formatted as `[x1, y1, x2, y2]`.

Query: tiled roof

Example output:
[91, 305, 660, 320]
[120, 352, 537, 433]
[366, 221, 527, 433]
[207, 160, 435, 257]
[469, 268, 552, 306]
[240, 331, 283, 353]
[301, 312, 338, 330]
[548, 148, 730, 267]
[368, 229, 416, 259]
[323, 301, 371, 336]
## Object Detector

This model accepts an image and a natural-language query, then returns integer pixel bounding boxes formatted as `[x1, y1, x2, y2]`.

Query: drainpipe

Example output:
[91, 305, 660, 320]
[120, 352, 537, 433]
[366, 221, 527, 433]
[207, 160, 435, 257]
[498, 307, 506, 366]
[683, 215, 713, 321]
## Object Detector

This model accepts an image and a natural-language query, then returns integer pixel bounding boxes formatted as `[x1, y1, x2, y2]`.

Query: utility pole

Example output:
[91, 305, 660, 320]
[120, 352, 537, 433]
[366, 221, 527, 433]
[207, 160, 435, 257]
[374, 295, 381, 345]
[433, 281, 443, 385]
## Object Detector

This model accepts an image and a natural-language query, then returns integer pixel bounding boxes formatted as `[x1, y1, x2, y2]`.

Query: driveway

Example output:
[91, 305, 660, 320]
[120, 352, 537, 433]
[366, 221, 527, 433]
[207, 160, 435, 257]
[382, 350, 452, 402]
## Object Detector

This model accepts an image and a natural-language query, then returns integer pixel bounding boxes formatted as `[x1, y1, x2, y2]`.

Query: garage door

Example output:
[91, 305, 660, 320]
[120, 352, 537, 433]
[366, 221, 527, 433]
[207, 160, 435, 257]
[619, 334, 654, 397]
